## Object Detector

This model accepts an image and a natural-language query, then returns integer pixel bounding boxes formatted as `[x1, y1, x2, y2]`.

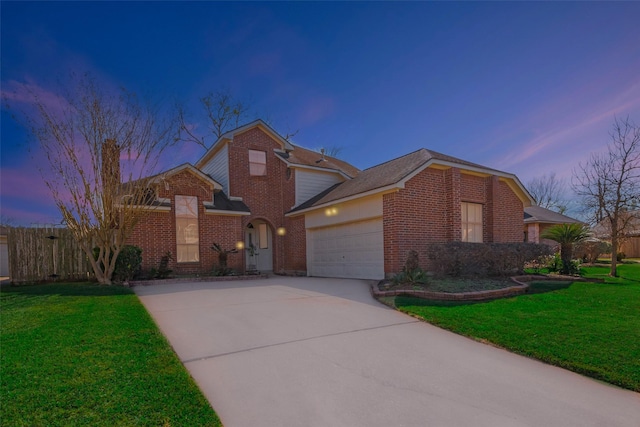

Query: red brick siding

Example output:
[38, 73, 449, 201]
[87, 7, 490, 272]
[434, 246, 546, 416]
[493, 180, 525, 242]
[224, 127, 304, 273]
[130, 128, 307, 275]
[382, 167, 524, 275]
[383, 168, 450, 273]
[282, 215, 307, 272]
[127, 169, 244, 274]
[382, 192, 399, 274]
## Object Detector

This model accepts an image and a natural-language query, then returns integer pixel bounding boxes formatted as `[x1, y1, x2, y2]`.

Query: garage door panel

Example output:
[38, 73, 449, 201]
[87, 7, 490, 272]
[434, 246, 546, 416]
[308, 219, 384, 280]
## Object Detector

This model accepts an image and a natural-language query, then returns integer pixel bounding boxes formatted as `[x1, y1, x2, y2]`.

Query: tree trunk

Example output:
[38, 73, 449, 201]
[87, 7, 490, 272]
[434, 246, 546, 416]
[610, 233, 618, 277]
[560, 243, 573, 275]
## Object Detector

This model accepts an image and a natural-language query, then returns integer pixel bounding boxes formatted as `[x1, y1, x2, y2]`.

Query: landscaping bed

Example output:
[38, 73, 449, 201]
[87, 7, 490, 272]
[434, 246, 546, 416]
[374, 276, 530, 301]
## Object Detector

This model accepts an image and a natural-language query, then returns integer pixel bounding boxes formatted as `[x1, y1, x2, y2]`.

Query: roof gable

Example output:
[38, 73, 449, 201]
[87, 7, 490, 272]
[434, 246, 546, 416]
[196, 119, 294, 168]
[289, 148, 533, 215]
[150, 163, 222, 191]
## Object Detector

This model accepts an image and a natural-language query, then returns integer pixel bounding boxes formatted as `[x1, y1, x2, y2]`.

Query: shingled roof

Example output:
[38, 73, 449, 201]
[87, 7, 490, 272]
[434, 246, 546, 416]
[524, 206, 582, 224]
[290, 148, 529, 214]
[276, 145, 360, 179]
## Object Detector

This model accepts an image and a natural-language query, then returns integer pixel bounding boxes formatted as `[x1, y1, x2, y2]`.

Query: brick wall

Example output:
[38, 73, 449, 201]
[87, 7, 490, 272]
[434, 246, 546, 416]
[129, 127, 308, 276]
[383, 166, 524, 275]
[127, 169, 244, 275]
[224, 127, 304, 273]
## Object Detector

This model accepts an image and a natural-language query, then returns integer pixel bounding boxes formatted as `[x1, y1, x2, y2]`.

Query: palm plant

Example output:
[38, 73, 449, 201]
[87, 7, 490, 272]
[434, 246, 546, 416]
[541, 223, 591, 274]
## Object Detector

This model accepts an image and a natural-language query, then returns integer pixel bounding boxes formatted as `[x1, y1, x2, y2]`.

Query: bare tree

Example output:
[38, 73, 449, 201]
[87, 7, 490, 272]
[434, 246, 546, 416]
[573, 116, 640, 277]
[0, 215, 16, 227]
[178, 90, 250, 150]
[526, 172, 567, 213]
[7, 74, 177, 284]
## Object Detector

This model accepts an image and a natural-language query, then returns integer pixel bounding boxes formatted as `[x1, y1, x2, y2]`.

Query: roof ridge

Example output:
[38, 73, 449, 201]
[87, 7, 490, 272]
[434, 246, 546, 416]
[360, 148, 428, 172]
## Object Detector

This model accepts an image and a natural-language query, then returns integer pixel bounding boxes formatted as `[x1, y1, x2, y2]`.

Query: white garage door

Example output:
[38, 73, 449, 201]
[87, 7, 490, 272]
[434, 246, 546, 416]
[308, 218, 384, 280]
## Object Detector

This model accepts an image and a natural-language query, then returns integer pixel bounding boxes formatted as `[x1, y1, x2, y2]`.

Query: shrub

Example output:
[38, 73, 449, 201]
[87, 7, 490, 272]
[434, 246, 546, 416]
[150, 252, 173, 279]
[617, 252, 626, 262]
[391, 250, 429, 285]
[113, 245, 142, 282]
[546, 252, 563, 272]
[426, 242, 552, 277]
[211, 243, 238, 276]
[92, 245, 142, 283]
[574, 239, 611, 264]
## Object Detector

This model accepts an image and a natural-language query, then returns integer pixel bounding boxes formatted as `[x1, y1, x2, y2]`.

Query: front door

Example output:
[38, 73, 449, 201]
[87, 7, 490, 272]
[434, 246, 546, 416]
[245, 222, 273, 272]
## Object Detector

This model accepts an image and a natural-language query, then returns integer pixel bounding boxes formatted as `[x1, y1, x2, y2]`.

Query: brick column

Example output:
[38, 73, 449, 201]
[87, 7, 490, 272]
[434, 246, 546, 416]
[485, 175, 500, 242]
[446, 168, 462, 241]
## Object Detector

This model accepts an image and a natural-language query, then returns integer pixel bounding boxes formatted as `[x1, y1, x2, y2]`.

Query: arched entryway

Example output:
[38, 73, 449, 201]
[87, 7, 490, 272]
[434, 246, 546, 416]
[245, 221, 273, 273]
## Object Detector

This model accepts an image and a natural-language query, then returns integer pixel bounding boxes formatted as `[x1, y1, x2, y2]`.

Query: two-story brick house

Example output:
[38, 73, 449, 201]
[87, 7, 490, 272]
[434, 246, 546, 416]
[127, 119, 533, 279]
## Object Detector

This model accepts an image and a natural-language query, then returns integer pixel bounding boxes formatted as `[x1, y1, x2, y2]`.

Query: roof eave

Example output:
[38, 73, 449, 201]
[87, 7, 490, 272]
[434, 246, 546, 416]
[286, 183, 401, 217]
[275, 153, 353, 180]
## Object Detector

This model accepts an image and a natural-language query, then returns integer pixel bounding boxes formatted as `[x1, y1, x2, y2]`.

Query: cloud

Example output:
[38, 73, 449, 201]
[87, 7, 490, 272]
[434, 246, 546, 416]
[298, 96, 335, 127]
[494, 76, 640, 177]
[2, 78, 73, 122]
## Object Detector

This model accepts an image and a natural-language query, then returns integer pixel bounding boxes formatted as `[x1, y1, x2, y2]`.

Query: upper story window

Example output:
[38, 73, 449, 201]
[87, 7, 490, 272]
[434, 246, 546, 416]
[249, 150, 267, 176]
[461, 202, 483, 243]
[175, 195, 199, 262]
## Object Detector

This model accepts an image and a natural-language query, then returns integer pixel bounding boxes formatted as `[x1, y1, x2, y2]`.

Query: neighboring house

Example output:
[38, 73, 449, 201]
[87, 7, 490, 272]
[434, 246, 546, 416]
[592, 213, 640, 258]
[524, 206, 583, 247]
[128, 119, 533, 280]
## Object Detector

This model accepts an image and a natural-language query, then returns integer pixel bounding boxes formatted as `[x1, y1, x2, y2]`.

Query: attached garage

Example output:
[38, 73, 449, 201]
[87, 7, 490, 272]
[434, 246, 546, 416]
[307, 218, 384, 280]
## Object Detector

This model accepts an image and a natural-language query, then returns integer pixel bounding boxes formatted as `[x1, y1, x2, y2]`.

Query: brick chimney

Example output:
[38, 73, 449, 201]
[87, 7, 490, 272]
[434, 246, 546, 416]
[101, 139, 121, 188]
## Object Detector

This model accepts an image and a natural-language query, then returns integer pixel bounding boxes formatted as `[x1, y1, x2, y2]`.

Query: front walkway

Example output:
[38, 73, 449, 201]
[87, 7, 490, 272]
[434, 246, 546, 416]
[135, 276, 640, 427]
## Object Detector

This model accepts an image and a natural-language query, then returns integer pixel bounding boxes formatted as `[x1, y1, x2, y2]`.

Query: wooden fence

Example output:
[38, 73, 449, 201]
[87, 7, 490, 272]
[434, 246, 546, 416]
[620, 237, 640, 258]
[7, 227, 95, 283]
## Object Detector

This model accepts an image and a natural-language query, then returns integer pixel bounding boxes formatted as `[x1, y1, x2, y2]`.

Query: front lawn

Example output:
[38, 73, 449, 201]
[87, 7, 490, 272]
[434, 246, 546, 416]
[394, 263, 640, 391]
[0, 283, 222, 426]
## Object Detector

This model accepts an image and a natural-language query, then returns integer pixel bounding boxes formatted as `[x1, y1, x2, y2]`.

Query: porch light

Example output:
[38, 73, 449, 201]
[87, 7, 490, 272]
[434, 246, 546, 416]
[235, 241, 245, 250]
[277, 226, 286, 236]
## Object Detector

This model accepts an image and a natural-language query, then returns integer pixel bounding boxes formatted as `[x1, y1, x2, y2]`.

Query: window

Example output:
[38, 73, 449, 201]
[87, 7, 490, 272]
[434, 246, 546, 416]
[258, 223, 268, 249]
[249, 150, 266, 176]
[175, 195, 199, 262]
[461, 202, 483, 243]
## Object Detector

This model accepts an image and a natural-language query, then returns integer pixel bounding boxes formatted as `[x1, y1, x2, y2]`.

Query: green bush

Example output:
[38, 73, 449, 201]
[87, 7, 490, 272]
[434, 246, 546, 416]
[546, 253, 563, 272]
[113, 245, 142, 282]
[575, 239, 611, 264]
[92, 245, 142, 283]
[426, 242, 552, 277]
[392, 250, 429, 285]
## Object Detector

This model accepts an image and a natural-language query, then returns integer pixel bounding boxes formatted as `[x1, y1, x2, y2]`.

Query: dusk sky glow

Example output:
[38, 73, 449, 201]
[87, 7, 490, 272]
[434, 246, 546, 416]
[2, 1, 639, 226]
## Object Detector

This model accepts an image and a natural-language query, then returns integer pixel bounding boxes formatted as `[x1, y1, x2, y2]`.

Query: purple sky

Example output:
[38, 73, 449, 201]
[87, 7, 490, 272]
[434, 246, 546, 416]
[2, 2, 639, 226]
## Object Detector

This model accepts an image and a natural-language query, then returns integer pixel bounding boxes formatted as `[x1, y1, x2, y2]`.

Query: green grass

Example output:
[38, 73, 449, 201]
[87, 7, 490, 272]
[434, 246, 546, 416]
[1, 283, 222, 426]
[394, 263, 640, 391]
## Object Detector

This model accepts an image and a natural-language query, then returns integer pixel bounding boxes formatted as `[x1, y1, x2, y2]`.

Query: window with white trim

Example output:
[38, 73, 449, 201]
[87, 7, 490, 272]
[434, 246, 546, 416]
[175, 195, 199, 262]
[461, 202, 483, 243]
[249, 150, 266, 176]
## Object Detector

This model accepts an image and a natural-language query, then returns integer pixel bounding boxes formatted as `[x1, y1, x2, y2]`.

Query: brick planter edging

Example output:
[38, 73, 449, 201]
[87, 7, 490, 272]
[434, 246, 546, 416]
[371, 280, 528, 301]
[129, 274, 268, 287]
[371, 273, 604, 302]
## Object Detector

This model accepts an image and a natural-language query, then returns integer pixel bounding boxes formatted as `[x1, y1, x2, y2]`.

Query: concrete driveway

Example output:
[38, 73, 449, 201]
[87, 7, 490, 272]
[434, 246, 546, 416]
[135, 276, 639, 427]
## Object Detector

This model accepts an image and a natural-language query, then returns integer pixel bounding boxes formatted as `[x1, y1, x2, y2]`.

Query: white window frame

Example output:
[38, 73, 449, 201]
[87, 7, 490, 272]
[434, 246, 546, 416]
[175, 195, 199, 262]
[461, 202, 483, 243]
[249, 150, 267, 176]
